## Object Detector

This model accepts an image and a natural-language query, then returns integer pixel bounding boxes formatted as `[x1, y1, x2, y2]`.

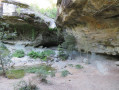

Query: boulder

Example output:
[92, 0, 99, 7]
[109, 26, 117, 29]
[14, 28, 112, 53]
[56, 0, 119, 55]
[115, 61, 119, 66]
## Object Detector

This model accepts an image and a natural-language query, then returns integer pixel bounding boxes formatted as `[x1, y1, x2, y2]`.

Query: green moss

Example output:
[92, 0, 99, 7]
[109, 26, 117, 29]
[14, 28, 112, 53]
[6, 69, 25, 79]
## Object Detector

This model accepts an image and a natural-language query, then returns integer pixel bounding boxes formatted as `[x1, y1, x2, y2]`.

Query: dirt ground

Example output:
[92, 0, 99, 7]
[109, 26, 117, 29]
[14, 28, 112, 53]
[0, 58, 119, 90]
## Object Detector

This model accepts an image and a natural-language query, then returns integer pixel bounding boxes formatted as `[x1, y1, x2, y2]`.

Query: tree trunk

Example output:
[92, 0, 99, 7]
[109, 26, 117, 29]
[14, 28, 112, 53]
[0, 58, 6, 77]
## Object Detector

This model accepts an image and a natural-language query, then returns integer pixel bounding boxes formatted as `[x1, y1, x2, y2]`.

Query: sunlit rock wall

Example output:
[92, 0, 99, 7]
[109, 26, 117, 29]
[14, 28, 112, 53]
[56, 0, 119, 55]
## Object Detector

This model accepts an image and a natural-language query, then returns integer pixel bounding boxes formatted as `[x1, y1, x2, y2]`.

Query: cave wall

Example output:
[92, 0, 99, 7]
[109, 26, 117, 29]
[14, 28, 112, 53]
[56, 0, 119, 55]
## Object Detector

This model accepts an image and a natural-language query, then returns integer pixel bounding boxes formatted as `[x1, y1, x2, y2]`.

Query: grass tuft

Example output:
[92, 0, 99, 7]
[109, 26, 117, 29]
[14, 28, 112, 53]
[61, 70, 70, 77]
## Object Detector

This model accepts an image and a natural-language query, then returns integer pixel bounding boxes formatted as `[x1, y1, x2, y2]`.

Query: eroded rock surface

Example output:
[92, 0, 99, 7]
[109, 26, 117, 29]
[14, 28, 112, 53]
[56, 0, 119, 55]
[0, 0, 62, 47]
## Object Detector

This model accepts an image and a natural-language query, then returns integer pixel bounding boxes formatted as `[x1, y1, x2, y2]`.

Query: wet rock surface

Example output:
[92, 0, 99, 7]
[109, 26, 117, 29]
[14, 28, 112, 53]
[56, 0, 119, 55]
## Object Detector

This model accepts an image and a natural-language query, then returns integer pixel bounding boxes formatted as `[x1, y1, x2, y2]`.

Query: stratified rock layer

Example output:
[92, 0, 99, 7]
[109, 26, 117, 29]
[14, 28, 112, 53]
[56, 0, 119, 55]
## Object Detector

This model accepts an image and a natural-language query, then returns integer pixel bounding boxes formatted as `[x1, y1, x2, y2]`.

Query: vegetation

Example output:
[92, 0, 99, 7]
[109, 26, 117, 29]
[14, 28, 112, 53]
[0, 22, 17, 40]
[0, 22, 9, 40]
[30, 3, 57, 19]
[14, 80, 38, 90]
[39, 8, 57, 19]
[0, 42, 11, 77]
[61, 70, 70, 77]
[75, 64, 83, 69]
[62, 35, 76, 52]
[58, 35, 76, 60]
[58, 45, 68, 61]
[28, 51, 40, 59]
[16, 7, 21, 15]
[12, 50, 25, 58]
[25, 64, 55, 74]
[25, 64, 55, 83]
[28, 50, 55, 65]
[37, 69, 48, 83]
[6, 69, 25, 79]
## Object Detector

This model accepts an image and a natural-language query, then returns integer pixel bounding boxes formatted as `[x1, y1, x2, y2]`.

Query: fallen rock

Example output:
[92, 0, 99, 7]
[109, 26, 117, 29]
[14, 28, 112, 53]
[115, 61, 119, 66]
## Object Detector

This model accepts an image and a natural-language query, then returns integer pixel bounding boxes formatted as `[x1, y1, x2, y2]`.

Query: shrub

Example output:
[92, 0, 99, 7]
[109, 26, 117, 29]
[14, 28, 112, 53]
[62, 35, 76, 51]
[58, 35, 76, 60]
[6, 69, 25, 79]
[42, 50, 55, 56]
[61, 70, 70, 77]
[25, 64, 55, 82]
[14, 80, 38, 90]
[13, 50, 25, 58]
[37, 69, 48, 83]
[39, 50, 55, 65]
[75, 64, 83, 69]
[58, 45, 68, 61]
[28, 50, 55, 60]
[28, 51, 40, 59]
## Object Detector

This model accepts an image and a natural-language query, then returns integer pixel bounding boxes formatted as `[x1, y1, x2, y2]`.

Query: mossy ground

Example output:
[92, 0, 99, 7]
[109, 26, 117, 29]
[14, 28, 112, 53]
[6, 69, 25, 79]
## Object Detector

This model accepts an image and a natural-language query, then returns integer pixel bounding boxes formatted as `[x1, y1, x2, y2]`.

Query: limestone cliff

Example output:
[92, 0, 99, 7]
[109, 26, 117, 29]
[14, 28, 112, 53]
[56, 0, 119, 55]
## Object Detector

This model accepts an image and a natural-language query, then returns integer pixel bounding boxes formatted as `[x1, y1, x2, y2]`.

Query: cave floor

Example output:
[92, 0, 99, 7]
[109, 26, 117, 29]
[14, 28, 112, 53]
[0, 59, 119, 90]
[0, 41, 119, 90]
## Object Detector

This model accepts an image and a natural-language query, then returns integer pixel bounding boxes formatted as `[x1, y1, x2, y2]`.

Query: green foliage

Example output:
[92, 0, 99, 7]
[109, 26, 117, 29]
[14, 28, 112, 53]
[25, 64, 55, 74]
[62, 35, 76, 52]
[25, 64, 55, 83]
[14, 80, 38, 90]
[40, 8, 57, 19]
[75, 64, 83, 69]
[58, 45, 68, 61]
[0, 42, 11, 76]
[49, 27, 57, 31]
[0, 22, 9, 40]
[28, 51, 40, 59]
[28, 50, 55, 60]
[42, 50, 55, 56]
[6, 69, 25, 79]
[61, 70, 70, 77]
[58, 35, 76, 60]
[37, 69, 48, 83]
[16, 7, 21, 15]
[30, 4, 57, 18]
[13, 50, 25, 58]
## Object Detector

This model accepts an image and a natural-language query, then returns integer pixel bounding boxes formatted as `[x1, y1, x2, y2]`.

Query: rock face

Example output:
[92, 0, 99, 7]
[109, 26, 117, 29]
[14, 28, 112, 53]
[56, 0, 119, 55]
[0, 0, 63, 47]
